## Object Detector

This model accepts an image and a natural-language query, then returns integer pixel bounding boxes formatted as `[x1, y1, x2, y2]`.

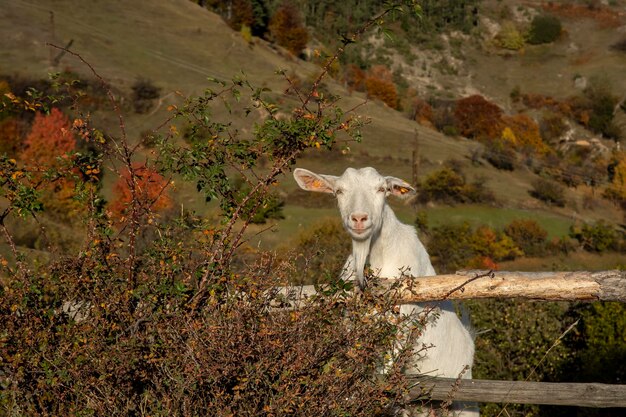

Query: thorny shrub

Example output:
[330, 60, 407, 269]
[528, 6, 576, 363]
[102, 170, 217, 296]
[0, 2, 435, 416]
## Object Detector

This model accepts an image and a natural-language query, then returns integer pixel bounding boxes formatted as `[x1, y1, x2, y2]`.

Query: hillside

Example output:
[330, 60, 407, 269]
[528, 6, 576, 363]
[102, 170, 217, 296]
[1, 0, 625, 252]
[2, 3, 626, 416]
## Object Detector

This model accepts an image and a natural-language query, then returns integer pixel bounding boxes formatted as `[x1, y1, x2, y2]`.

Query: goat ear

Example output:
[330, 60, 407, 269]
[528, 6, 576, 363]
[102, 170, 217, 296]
[293, 168, 336, 194]
[386, 176, 415, 198]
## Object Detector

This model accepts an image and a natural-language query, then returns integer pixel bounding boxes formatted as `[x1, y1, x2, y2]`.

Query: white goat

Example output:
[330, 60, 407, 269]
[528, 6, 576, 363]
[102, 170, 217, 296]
[294, 167, 478, 416]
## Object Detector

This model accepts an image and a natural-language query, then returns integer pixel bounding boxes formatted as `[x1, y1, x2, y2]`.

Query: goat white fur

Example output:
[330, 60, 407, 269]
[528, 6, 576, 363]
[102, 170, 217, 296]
[294, 167, 477, 416]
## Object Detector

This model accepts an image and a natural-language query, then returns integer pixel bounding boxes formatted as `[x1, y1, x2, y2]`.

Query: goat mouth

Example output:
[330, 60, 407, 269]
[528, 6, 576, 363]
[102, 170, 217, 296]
[349, 227, 371, 236]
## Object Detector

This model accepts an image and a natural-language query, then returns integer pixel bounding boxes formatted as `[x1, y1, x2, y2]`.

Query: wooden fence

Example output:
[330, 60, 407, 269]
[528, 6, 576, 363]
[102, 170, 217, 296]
[282, 270, 626, 408]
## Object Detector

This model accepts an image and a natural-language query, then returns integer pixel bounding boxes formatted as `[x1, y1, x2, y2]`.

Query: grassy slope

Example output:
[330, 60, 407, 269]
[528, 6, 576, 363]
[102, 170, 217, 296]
[0, 0, 623, 253]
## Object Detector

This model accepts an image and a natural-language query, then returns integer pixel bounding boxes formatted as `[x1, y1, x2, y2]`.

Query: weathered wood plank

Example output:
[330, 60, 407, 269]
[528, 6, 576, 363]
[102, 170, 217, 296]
[410, 376, 626, 408]
[276, 270, 626, 304]
[385, 270, 626, 303]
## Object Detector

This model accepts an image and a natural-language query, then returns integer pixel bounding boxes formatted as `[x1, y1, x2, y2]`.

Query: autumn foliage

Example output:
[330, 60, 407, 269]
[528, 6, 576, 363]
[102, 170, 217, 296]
[364, 66, 398, 109]
[0, 117, 25, 156]
[21, 108, 76, 167]
[109, 162, 171, 219]
[501, 114, 549, 154]
[411, 98, 434, 126]
[454, 95, 503, 139]
[344, 64, 366, 92]
[269, 2, 309, 55]
[542, 2, 622, 28]
[18, 108, 82, 219]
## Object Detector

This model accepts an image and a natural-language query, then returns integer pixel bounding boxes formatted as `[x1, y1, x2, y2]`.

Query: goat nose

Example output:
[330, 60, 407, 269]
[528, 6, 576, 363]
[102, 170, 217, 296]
[351, 213, 368, 224]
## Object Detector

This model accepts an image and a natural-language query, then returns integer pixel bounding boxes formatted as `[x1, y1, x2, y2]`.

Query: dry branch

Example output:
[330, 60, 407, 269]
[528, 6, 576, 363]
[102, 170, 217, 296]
[410, 376, 626, 408]
[278, 270, 626, 304]
[384, 270, 626, 303]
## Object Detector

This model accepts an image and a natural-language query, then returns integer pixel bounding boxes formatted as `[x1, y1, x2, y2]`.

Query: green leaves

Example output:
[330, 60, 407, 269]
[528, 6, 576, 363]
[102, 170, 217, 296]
[0, 156, 44, 218]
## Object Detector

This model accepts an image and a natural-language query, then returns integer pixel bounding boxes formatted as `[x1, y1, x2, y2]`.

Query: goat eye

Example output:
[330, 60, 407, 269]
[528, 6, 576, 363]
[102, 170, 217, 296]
[335, 189, 343, 196]
[378, 186, 386, 193]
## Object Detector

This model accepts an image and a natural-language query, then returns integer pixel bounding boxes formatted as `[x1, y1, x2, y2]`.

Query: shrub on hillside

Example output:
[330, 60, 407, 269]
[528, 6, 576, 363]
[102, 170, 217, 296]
[427, 222, 475, 272]
[529, 177, 566, 206]
[21, 108, 76, 167]
[604, 153, 626, 205]
[426, 222, 522, 273]
[269, 2, 309, 56]
[419, 166, 465, 204]
[464, 176, 497, 204]
[494, 22, 525, 50]
[503, 219, 548, 257]
[611, 37, 626, 53]
[364, 66, 398, 109]
[418, 166, 496, 205]
[527, 15, 562, 45]
[482, 138, 516, 171]
[431, 101, 457, 133]
[569, 220, 619, 252]
[131, 78, 161, 114]
[539, 111, 568, 144]
[501, 114, 549, 154]
[344, 64, 367, 92]
[471, 225, 523, 262]
[226, 0, 254, 31]
[454, 95, 504, 139]
[583, 79, 621, 139]
[411, 98, 434, 126]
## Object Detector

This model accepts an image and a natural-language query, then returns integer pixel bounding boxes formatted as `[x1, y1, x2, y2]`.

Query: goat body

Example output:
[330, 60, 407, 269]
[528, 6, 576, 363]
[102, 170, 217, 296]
[294, 167, 477, 416]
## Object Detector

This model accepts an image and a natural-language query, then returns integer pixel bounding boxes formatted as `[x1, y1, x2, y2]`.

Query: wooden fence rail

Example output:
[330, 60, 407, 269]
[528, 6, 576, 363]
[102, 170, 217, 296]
[279, 270, 626, 304]
[278, 270, 626, 408]
[410, 376, 626, 408]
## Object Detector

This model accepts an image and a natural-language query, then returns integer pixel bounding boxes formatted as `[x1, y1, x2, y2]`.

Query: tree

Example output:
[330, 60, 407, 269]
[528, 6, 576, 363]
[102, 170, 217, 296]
[504, 219, 548, 257]
[501, 114, 549, 154]
[454, 95, 504, 139]
[527, 14, 562, 45]
[110, 162, 171, 219]
[21, 108, 76, 167]
[269, 2, 309, 55]
[364, 76, 398, 109]
[0, 117, 25, 156]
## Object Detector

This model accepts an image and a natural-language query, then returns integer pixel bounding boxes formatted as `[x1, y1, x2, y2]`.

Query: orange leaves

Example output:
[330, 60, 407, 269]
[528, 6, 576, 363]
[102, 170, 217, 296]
[21, 108, 76, 167]
[363, 65, 398, 109]
[454, 94, 503, 139]
[109, 162, 171, 219]
[269, 2, 309, 55]
[412, 98, 434, 127]
[0, 117, 24, 155]
[501, 114, 549, 154]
